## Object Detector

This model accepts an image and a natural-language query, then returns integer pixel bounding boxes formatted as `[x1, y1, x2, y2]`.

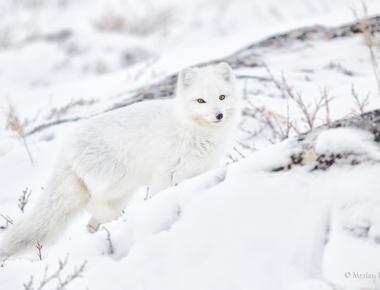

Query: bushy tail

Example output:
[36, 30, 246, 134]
[0, 165, 89, 256]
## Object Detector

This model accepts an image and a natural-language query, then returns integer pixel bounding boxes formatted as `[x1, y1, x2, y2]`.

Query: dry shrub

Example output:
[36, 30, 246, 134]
[352, 1, 380, 97]
[94, 2, 173, 36]
[5, 104, 34, 165]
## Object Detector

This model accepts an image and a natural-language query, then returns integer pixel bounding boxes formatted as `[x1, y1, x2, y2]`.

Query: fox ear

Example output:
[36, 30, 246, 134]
[179, 67, 196, 87]
[215, 62, 233, 82]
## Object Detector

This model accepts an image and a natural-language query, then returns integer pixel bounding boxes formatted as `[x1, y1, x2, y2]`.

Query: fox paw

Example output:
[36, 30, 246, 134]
[87, 218, 100, 233]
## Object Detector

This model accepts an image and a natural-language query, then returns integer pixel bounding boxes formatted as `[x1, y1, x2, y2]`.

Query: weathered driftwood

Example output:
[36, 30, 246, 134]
[273, 109, 380, 172]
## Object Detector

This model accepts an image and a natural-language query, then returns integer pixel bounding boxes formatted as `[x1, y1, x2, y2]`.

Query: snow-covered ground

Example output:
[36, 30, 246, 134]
[1, 1, 380, 289]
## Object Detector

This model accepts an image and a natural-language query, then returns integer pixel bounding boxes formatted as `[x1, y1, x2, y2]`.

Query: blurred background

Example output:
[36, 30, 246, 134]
[1, 0, 379, 96]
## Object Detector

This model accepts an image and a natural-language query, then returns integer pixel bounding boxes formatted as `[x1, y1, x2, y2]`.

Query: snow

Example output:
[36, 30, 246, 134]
[315, 127, 380, 160]
[1, 0, 380, 289]
[3, 141, 380, 290]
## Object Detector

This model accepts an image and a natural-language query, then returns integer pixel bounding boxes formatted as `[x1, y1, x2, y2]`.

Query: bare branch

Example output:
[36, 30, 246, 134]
[233, 146, 246, 159]
[102, 227, 114, 255]
[1, 257, 8, 268]
[36, 241, 43, 261]
[56, 260, 87, 290]
[351, 84, 370, 115]
[23, 255, 87, 290]
[326, 61, 355, 77]
[18, 187, 32, 213]
[284, 83, 324, 130]
[264, 65, 328, 131]
[227, 154, 238, 164]
[321, 87, 334, 127]
[0, 214, 13, 230]
[23, 277, 34, 290]
[263, 63, 286, 98]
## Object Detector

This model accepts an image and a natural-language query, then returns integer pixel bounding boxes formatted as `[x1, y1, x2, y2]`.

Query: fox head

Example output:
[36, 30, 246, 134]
[176, 62, 239, 128]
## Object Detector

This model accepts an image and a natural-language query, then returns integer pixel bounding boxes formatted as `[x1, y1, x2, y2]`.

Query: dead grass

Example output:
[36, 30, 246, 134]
[94, 3, 173, 36]
[5, 104, 34, 166]
[352, 1, 380, 98]
[264, 64, 333, 131]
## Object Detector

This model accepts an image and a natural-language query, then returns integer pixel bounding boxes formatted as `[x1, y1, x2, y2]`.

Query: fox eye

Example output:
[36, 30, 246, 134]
[219, 95, 226, 100]
[196, 98, 206, 104]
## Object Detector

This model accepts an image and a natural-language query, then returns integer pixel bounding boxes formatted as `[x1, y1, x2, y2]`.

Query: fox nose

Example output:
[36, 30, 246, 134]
[216, 113, 223, 120]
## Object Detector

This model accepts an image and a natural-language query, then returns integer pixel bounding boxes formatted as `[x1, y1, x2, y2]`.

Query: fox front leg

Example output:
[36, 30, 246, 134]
[87, 217, 101, 233]
[86, 198, 126, 233]
[150, 170, 178, 194]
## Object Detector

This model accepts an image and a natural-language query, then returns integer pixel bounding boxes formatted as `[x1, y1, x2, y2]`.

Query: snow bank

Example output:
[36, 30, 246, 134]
[1, 128, 380, 290]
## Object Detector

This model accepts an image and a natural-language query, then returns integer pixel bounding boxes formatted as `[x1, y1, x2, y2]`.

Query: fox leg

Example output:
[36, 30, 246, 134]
[86, 202, 119, 233]
[86, 199, 124, 233]
[86, 184, 135, 233]
[150, 170, 178, 194]
[87, 217, 101, 233]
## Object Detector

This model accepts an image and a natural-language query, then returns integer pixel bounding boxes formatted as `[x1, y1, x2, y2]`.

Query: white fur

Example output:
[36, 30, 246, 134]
[0, 62, 240, 255]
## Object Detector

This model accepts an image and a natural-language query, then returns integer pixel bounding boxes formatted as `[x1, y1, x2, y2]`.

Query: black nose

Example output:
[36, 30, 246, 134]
[216, 113, 223, 120]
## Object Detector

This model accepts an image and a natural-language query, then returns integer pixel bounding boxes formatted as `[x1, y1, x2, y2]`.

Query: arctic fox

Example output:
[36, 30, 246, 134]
[0, 62, 239, 256]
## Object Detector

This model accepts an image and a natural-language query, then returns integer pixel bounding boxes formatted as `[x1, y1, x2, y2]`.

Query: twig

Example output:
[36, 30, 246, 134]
[321, 87, 334, 127]
[144, 186, 151, 201]
[23, 277, 34, 290]
[18, 187, 32, 213]
[102, 227, 114, 255]
[236, 74, 271, 81]
[227, 154, 238, 164]
[233, 146, 246, 159]
[0, 214, 13, 230]
[326, 61, 355, 76]
[263, 63, 286, 98]
[23, 255, 87, 290]
[285, 102, 291, 138]
[264, 66, 328, 130]
[36, 241, 43, 261]
[262, 110, 289, 141]
[283, 80, 324, 130]
[57, 260, 87, 290]
[0, 257, 7, 268]
[351, 84, 370, 114]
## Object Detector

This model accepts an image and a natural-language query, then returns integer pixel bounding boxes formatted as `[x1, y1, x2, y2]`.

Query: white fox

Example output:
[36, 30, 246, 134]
[0, 62, 240, 256]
